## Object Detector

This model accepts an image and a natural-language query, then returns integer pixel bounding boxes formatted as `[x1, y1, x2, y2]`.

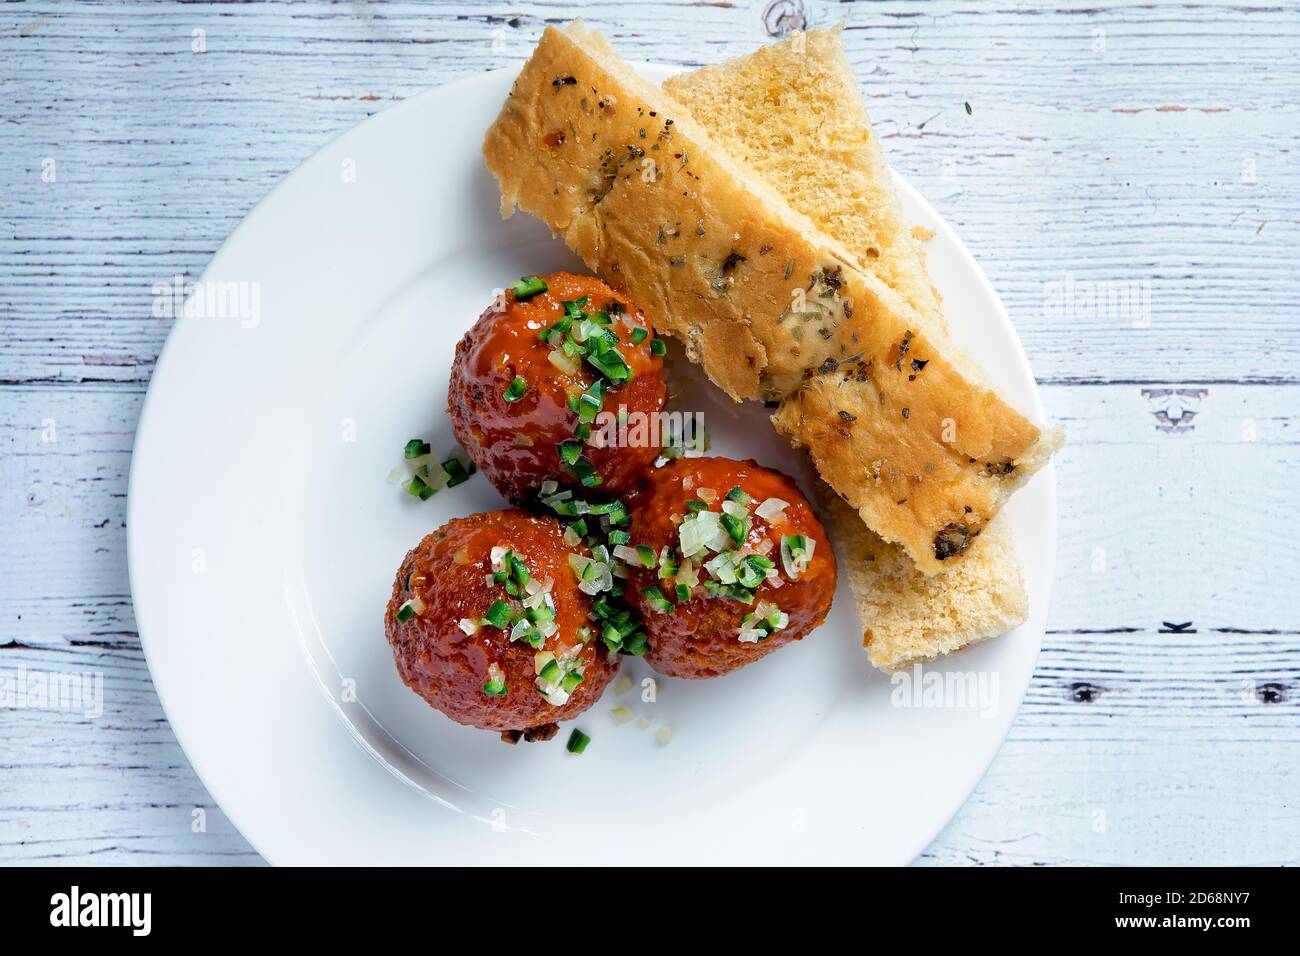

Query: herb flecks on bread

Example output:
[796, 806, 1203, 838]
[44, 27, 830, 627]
[482, 21, 1058, 572]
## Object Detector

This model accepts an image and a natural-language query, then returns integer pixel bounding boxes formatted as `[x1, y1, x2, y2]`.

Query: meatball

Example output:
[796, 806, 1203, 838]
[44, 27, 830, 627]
[623, 457, 837, 679]
[385, 509, 618, 737]
[449, 272, 667, 504]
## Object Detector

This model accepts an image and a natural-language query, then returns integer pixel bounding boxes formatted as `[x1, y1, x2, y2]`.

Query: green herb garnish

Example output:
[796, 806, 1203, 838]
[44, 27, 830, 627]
[483, 600, 512, 629]
[641, 586, 674, 614]
[725, 485, 752, 506]
[512, 276, 548, 301]
[503, 375, 528, 402]
[720, 512, 746, 545]
[403, 474, 434, 501]
[441, 457, 471, 487]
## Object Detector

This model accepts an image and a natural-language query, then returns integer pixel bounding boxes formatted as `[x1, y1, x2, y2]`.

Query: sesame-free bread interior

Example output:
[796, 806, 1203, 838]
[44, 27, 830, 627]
[482, 20, 1059, 574]
[816, 487, 1028, 671]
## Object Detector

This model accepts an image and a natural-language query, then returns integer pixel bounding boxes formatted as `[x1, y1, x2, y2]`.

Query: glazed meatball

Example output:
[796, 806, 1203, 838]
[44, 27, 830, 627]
[623, 457, 837, 679]
[385, 509, 618, 737]
[449, 272, 667, 504]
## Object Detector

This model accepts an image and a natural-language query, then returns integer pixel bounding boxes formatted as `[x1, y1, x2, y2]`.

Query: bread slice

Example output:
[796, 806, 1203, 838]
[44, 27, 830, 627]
[815, 487, 1028, 670]
[665, 26, 1061, 574]
[664, 27, 944, 336]
[482, 21, 1057, 572]
[669, 29, 1033, 658]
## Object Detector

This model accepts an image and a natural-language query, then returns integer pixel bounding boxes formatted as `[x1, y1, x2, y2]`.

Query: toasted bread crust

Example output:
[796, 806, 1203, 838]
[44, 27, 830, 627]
[483, 22, 1054, 572]
[772, 371, 1057, 573]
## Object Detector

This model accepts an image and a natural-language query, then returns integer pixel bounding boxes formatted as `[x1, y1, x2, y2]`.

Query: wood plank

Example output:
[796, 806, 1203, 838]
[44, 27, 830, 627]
[2, 1, 1297, 384]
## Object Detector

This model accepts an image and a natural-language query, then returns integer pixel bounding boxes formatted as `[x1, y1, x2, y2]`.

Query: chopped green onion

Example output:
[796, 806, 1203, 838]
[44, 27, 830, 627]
[781, 533, 815, 578]
[685, 499, 708, 512]
[657, 547, 680, 579]
[538, 659, 562, 683]
[483, 600, 512, 628]
[566, 728, 591, 754]
[512, 618, 540, 646]
[736, 556, 765, 589]
[512, 276, 548, 301]
[395, 601, 418, 623]
[587, 347, 630, 383]
[602, 500, 630, 527]
[441, 458, 471, 487]
[404, 439, 431, 459]
[720, 512, 746, 545]
[641, 586, 674, 614]
[509, 552, 531, 587]
[608, 530, 630, 545]
[630, 327, 649, 345]
[650, 338, 667, 356]
[636, 544, 657, 569]
[403, 474, 435, 501]
[503, 375, 528, 403]
[560, 670, 584, 693]
[725, 485, 752, 506]
[559, 439, 583, 466]
[577, 379, 605, 423]
[483, 676, 508, 696]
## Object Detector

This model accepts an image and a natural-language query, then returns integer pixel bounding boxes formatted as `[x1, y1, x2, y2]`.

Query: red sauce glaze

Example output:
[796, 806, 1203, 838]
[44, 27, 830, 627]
[384, 509, 618, 732]
[449, 272, 667, 504]
[624, 457, 837, 679]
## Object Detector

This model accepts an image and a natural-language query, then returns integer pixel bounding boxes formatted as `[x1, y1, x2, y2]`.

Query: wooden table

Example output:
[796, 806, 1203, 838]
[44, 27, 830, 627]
[2, 0, 1297, 865]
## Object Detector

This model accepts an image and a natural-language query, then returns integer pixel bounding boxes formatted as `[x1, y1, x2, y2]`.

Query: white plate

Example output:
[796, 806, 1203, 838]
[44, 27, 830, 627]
[128, 64, 1056, 865]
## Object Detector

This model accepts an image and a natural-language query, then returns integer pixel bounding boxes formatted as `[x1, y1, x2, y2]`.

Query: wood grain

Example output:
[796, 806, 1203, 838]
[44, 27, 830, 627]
[1, 0, 1297, 865]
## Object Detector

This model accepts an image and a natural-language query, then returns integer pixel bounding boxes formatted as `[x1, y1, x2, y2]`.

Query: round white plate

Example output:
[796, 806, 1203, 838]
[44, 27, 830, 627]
[128, 64, 1055, 865]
